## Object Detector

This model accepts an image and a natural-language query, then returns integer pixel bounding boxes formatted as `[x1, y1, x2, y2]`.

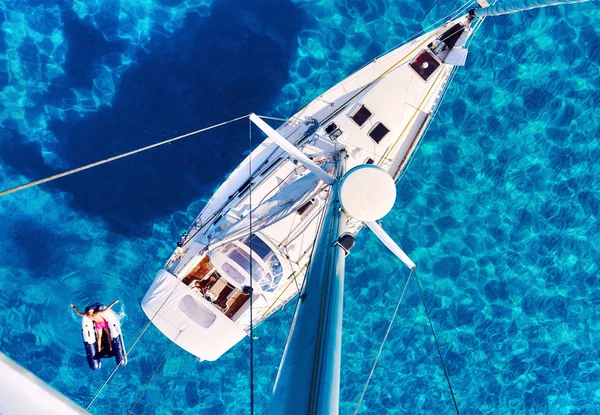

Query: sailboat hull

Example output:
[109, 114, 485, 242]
[142, 14, 475, 361]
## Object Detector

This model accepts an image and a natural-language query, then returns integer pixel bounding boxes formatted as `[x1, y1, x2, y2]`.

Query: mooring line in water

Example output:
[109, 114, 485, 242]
[85, 324, 150, 411]
[86, 281, 187, 410]
[354, 267, 414, 415]
[389, 221, 461, 415]
[0, 114, 285, 198]
[86, 360, 124, 410]
[127, 351, 168, 415]
[126, 333, 180, 415]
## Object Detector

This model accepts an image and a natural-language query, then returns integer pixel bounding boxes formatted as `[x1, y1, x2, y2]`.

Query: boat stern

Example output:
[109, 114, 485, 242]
[141, 269, 247, 361]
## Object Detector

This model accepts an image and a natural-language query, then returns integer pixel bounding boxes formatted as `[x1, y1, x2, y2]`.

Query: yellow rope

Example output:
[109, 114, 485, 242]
[316, 27, 446, 129]
[378, 68, 446, 166]
[260, 263, 308, 319]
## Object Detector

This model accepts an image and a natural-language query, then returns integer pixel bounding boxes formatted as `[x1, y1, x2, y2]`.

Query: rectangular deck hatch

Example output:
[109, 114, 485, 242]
[350, 105, 373, 126]
[368, 122, 390, 144]
[409, 50, 440, 81]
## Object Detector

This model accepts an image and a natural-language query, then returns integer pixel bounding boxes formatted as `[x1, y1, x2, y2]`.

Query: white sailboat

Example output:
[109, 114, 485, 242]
[140, 0, 597, 368]
[141, 12, 476, 362]
[0, 0, 595, 413]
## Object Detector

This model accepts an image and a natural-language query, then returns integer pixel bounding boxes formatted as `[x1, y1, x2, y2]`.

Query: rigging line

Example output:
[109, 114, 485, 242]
[127, 343, 173, 415]
[127, 331, 181, 415]
[85, 360, 123, 410]
[396, 14, 487, 182]
[85, 316, 160, 410]
[0, 113, 279, 198]
[418, 0, 446, 29]
[350, 0, 473, 78]
[248, 118, 255, 415]
[258, 115, 287, 122]
[353, 267, 415, 415]
[87, 258, 199, 409]
[127, 355, 167, 415]
[388, 222, 460, 415]
[414, 270, 461, 415]
[297, 200, 329, 296]
[279, 199, 329, 349]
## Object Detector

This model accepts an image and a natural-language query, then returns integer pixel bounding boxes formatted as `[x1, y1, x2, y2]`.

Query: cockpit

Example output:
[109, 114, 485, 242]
[179, 233, 286, 323]
[209, 235, 284, 293]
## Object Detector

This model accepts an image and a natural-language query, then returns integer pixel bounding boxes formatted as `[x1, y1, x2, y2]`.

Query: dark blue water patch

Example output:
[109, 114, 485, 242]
[62, 10, 127, 90]
[21, 0, 305, 237]
[184, 381, 200, 407]
[483, 279, 509, 302]
[18, 35, 49, 81]
[0, 123, 55, 180]
[432, 255, 461, 278]
[435, 215, 458, 232]
[6, 220, 82, 274]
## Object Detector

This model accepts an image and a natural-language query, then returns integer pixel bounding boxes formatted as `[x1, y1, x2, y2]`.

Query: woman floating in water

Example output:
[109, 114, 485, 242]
[70, 300, 119, 352]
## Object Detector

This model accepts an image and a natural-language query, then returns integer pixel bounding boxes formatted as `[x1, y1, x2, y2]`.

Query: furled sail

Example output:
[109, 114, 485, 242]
[209, 173, 321, 244]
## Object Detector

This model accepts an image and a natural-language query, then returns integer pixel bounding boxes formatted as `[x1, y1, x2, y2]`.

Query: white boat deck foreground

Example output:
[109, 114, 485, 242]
[0, 352, 88, 415]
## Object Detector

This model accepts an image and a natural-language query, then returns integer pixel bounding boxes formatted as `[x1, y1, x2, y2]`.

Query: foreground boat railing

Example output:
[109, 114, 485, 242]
[0, 352, 88, 415]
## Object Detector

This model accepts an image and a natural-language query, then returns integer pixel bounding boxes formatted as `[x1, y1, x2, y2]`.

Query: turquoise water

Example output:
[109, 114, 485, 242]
[1, 0, 599, 414]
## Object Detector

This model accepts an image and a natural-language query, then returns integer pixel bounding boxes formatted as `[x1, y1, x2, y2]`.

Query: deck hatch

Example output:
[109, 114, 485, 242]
[439, 23, 464, 50]
[368, 122, 390, 144]
[324, 122, 343, 140]
[324, 122, 337, 134]
[409, 50, 441, 81]
[350, 105, 373, 126]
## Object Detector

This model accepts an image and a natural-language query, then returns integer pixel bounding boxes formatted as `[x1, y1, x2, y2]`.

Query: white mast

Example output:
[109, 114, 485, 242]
[475, 0, 593, 16]
[269, 152, 346, 414]
[269, 162, 415, 414]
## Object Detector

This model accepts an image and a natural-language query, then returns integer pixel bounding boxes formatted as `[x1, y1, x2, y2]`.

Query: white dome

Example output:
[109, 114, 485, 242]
[339, 165, 396, 221]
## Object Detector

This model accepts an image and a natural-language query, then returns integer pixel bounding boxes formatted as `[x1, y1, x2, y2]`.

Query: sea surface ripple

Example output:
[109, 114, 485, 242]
[0, 0, 599, 414]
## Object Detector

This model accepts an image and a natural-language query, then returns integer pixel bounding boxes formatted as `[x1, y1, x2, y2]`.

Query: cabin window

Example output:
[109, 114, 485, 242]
[350, 105, 372, 126]
[229, 248, 265, 277]
[368, 123, 390, 144]
[221, 263, 246, 285]
[237, 178, 252, 194]
[324, 122, 343, 141]
[242, 235, 284, 291]
[324, 123, 337, 134]
[296, 198, 315, 215]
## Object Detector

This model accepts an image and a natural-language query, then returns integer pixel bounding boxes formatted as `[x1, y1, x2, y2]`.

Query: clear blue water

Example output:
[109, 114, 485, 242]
[1, 0, 599, 414]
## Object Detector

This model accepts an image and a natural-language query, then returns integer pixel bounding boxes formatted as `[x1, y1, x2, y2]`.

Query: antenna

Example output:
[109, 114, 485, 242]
[339, 165, 416, 269]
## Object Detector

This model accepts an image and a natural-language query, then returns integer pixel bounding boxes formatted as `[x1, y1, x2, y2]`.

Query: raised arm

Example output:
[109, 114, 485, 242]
[70, 303, 85, 317]
[103, 300, 120, 312]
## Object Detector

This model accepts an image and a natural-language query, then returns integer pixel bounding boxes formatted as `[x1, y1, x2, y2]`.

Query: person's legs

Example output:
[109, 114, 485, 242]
[96, 328, 103, 352]
[103, 327, 113, 351]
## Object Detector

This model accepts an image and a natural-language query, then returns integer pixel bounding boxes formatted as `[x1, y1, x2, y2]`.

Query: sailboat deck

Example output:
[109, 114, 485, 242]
[143, 14, 474, 361]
